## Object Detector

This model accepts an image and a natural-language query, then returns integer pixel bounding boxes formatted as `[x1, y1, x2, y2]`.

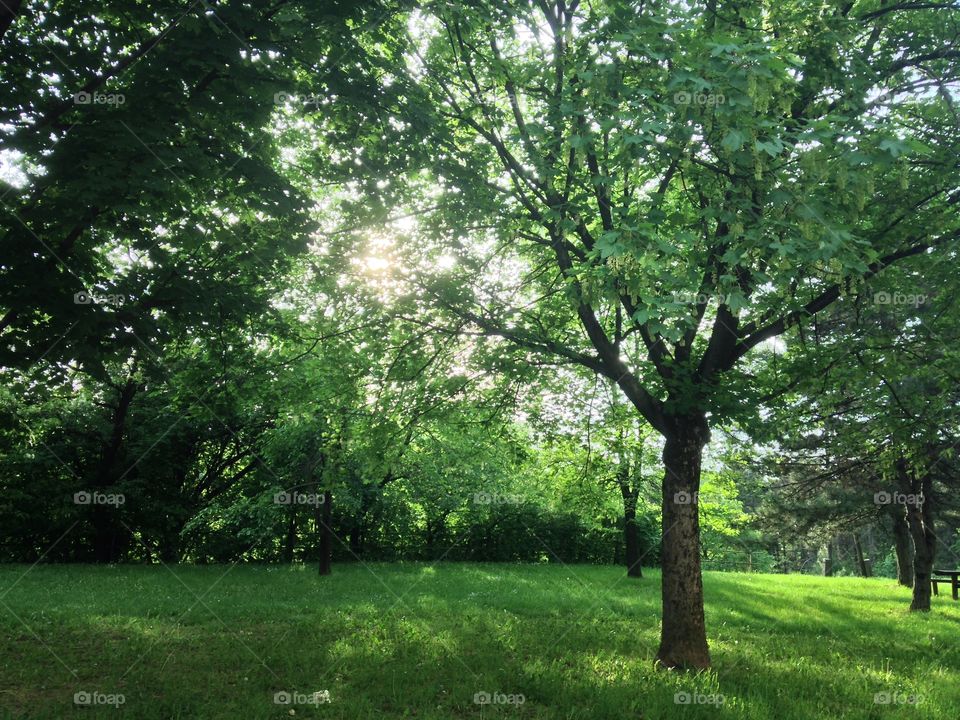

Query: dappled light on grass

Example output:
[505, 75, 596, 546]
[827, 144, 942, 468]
[1, 564, 958, 718]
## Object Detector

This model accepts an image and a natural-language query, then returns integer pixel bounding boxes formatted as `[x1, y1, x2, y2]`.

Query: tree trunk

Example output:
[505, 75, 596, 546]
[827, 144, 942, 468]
[624, 503, 643, 578]
[159, 536, 180, 564]
[903, 468, 935, 611]
[92, 506, 125, 563]
[317, 489, 333, 576]
[425, 514, 448, 560]
[622, 491, 643, 578]
[159, 518, 183, 564]
[282, 507, 297, 563]
[824, 539, 836, 576]
[891, 508, 914, 587]
[425, 517, 436, 559]
[349, 523, 362, 557]
[656, 420, 710, 669]
[852, 533, 871, 577]
[90, 374, 137, 564]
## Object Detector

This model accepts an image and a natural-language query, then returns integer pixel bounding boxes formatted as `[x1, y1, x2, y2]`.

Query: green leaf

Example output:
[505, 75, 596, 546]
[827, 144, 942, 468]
[721, 130, 747, 152]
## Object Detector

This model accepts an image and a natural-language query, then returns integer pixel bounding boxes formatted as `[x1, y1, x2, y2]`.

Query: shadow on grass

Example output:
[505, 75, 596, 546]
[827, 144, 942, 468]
[0, 564, 958, 719]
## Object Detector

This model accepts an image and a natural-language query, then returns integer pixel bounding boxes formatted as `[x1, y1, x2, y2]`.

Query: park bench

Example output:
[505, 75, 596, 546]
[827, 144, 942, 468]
[931, 569, 959, 600]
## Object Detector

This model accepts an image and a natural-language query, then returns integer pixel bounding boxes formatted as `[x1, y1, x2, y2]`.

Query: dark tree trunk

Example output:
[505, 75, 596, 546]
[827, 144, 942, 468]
[317, 489, 333, 576]
[891, 508, 914, 587]
[425, 517, 436, 558]
[613, 423, 643, 578]
[897, 458, 935, 610]
[92, 506, 126, 563]
[425, 515, 448, 560]
[656, 419, 710, 669]
[90, 375, 137, 564]
[349, 523, 362, 557]
[620, 477, 642, 578]
[282, 507, 297, 563]
[902, 467, 935, 611]
[159, 515, 185, 563]
[624, 505, 643, 578]
[852, 533, 871, 577]
[159, 535, 180, 564]
[824, 539, 836, 576]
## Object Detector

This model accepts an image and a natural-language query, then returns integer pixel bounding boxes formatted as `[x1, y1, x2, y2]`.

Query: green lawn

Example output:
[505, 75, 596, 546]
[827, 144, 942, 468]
[0, 563, 957, 719]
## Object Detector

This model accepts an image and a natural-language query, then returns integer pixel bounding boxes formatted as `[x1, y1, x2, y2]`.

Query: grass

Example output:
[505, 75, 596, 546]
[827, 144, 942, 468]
[0, 563, 958, 719]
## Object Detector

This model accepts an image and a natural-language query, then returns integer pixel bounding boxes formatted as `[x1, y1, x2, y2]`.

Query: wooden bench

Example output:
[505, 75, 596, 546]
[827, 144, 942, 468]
[932, 569, 959, 600]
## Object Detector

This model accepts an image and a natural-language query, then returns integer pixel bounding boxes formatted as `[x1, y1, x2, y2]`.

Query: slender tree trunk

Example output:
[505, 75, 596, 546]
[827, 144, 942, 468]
[824, 539, 836, 576]
[852, 533, 871, 577]
[656, 420, 710, 669]
[350, 489, 373, 558]
[425, 515, 448, 560]
[905, 472, 935, 611]
[159, 513, 187, 563]
[614, 418, 642, 578]
[621, 487, 643, 578]
[92, 506, 119, 562]
[425, 517, 436, 559]
[897, 459, 935, 610]
[891, 509, 914, 587]
[159, 535, 180, 564]
[317, 489, 333, 576]
[349, 523, 362, 557]
[623, 502, 643, 578]
[282, 507, 297, 563]
[91, 375, 137, 564]
[864, 526, 878, 573]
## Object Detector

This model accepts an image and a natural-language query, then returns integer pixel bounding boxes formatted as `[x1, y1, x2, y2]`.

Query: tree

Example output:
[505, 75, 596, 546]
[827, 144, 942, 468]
[760, 252, 960, 607]
[323, 0, 960, 666]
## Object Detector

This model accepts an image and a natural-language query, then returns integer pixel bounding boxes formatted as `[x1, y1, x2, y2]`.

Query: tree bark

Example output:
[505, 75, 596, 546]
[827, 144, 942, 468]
[159, 513, 186, 564]
[852, 532, 871, 577]
[282, 507, 297, 563]
[891, 508, 914, 587]
[620, 474, 642, 578]
[92, 505, 126, 563]
[317, 489, 333, 576]
[903, 467, 935, 611]
[91, 374, 137, 563]
[349, 522, 363, 557]
[824, 539, 836, 576]
[656, 418, 710, 669]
